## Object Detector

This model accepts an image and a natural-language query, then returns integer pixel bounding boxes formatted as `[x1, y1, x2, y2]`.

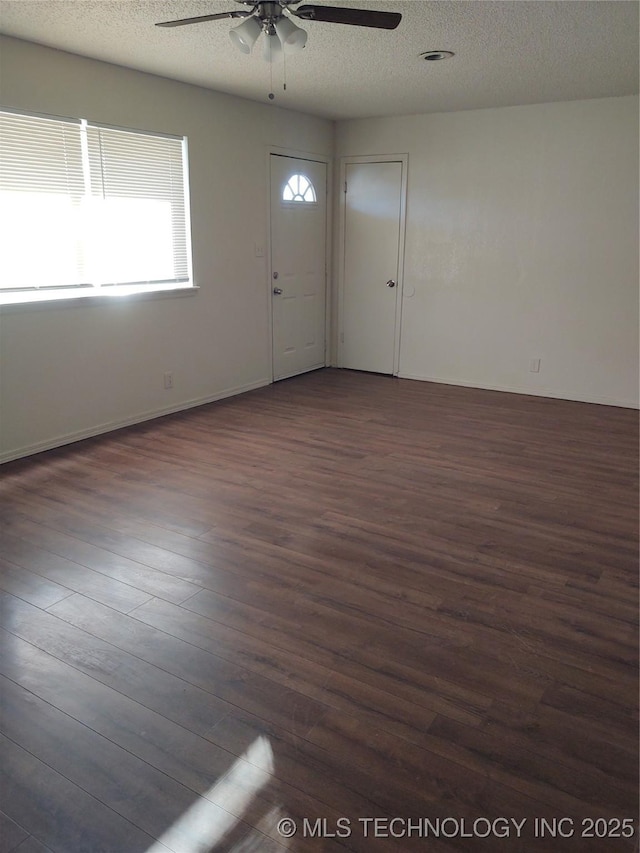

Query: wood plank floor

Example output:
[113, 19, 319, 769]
[0, 368, 637, 853]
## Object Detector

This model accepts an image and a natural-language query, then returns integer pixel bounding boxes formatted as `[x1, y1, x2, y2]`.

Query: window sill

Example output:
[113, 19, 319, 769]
[0, 282, 199, 310]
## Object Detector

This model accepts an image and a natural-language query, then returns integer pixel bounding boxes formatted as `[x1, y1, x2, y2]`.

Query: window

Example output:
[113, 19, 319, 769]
[0, 109, 193, 304]
[282, 173, 316, 203]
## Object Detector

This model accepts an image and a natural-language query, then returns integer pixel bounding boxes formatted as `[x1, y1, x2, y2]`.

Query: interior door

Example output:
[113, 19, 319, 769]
[341, 160, 403, 374]
[270, 155, 327, 381]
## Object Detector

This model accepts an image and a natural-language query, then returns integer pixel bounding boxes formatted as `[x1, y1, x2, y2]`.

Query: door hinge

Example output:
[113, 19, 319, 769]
[344, 181, 347, 194]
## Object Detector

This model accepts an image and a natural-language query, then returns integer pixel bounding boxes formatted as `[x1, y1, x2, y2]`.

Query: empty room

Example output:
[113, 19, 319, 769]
[0, 1, 638, 851]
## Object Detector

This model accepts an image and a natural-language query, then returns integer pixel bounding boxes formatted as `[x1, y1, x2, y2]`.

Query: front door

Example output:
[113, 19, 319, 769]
[340, 160, 404, 374]
[270, 155, 327, 381]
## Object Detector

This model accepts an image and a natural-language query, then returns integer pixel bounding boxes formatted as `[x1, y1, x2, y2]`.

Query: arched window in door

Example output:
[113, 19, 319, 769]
[282, 173, 316, 203]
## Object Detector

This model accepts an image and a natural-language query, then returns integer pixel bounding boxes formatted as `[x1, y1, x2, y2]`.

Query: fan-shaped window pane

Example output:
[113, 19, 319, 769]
[282, 173, 316, 203]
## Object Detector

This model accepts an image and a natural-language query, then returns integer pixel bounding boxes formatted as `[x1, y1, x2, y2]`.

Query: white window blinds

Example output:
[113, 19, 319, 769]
[0, 109, 191, 292]
[0, 111, 86, 289]
[85, 125, 189, 285]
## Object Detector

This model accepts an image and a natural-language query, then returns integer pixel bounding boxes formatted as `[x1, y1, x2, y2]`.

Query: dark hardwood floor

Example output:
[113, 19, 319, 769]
[0, 368, 637, 853]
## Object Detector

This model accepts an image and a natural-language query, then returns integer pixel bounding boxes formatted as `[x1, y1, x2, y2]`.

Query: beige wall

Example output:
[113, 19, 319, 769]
[336, 96, 639, 407]
[0, 36, 333, 461]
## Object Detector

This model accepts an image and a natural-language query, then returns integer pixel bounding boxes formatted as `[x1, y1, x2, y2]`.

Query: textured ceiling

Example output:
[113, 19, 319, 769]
[0, 1, 638, 120]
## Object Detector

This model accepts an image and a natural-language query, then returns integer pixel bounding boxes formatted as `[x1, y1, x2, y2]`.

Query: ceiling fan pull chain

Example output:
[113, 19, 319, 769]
[269, 43, 274, 100]
[283, 44, 287, 92]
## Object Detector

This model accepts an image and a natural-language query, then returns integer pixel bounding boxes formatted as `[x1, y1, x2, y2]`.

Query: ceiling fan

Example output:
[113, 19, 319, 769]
[156, 1, 402, 61]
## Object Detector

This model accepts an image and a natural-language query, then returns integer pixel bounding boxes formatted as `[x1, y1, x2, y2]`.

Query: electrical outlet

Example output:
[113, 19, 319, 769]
[163, 371, 174, 389]
[529, 358, 541, 374]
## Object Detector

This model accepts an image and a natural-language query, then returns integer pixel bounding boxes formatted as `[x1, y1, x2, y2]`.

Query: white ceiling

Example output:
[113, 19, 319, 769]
[0, 1, 638, 120]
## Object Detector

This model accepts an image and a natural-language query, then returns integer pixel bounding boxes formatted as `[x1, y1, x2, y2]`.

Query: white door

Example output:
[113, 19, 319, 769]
[270, 155, 327, 381]
[341, 160, 404, 374]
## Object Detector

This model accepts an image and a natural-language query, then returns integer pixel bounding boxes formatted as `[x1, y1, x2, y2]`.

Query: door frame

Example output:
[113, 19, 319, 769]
[337, 153, 408, 376]
[266, 146, 332, 383]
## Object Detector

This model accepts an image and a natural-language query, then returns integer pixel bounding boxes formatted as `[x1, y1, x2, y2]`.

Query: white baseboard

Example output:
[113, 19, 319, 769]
[0, 377, 271, 464]
[397, 372, 639, 410]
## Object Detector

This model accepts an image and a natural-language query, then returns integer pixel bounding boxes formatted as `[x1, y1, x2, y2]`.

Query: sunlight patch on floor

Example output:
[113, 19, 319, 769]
[145, 736, 275, 853]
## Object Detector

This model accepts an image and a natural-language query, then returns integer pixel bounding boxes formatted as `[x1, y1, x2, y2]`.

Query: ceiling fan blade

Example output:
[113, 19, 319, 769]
[156, 10, 249, 28]
[294, 5, 401, 29]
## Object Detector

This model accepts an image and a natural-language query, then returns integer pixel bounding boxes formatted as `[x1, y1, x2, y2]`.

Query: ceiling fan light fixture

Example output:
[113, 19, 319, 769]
[229, 15, 262, 53]
[263, 30, 283, 63]
[157, 4, 403, 66]
[274, 15, 307, 52]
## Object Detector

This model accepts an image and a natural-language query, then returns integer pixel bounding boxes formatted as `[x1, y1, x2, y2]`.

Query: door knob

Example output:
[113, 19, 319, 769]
[387, 279, 396, 288]
[273, 287, 283, 295]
